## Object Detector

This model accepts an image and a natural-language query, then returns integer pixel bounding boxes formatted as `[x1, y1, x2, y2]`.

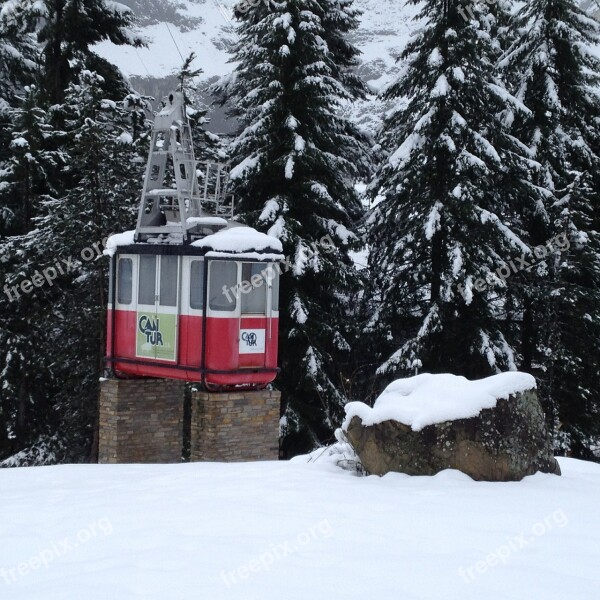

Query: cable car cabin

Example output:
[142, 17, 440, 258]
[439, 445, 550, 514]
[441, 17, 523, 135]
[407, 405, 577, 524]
[104, 90, 283, 390]
[105, 227, 283, 390]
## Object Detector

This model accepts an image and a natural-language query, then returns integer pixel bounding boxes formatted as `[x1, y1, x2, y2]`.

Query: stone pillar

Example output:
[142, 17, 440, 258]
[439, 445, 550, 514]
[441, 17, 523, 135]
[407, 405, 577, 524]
[99, 378, 185, 464]
[191, 390, 281, 462]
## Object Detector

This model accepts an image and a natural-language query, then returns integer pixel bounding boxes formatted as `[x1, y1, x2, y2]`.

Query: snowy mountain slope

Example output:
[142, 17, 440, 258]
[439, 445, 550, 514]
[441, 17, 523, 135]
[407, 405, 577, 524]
[95, 0, 419, 88]
[0, 458, 598, 599]
[94, 0, 600, 134]
[95, 0, 240, 83]
[93, 0, 421, 132]
[582, 0, 600, 19]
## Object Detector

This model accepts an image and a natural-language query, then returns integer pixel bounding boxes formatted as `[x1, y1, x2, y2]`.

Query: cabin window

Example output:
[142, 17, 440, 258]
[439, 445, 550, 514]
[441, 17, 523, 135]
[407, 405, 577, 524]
[139, 255, 157, 305]
[109, 259, 114, 304]
[270, 266, 280, 311]
[209, 261, 237, 312]
[117, 258, 132, 305]
[160, 255, 178, 307]
[190, 260, 204, 310]
[117, 258, 133, 304]
[241, 263, 268, 315]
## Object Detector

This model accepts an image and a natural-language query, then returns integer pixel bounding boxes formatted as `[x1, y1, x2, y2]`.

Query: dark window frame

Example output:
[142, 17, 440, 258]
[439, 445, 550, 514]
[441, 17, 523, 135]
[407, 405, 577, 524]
[117, 258, 133, 305]
[209, 261, 237, 312]
[190, 260, 205, 310]
[138, 255, 157, 305]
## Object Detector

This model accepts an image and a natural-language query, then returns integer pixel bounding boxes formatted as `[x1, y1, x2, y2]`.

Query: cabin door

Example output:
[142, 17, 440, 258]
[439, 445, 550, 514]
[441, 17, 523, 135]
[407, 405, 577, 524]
[239, 262, 268, 368]
[136, 255, 180, 362]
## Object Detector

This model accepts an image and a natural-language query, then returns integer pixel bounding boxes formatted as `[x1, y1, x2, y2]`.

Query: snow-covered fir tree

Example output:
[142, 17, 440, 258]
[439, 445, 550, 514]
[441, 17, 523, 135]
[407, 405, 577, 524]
[0, 0, 55, 455]
[0, 0, 150, 462]
[0, 70, 149, 462]
[368, 0, 534, 380]
[34, 70, 148, 460]
[224, 0, 372, 455]
[175, 53, 226, 163]
[0, 94, 65, 457]
[0, 86, 66, 232]
[503, 0, 600, 456]
[0, 0, 39, 233]
[36, 0, 144, 104]
[0, 0, 38, 106]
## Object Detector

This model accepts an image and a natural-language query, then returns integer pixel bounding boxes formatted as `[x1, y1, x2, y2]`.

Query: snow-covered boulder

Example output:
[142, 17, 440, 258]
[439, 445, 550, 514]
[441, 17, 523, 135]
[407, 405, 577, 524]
[342, 373, 561, 481]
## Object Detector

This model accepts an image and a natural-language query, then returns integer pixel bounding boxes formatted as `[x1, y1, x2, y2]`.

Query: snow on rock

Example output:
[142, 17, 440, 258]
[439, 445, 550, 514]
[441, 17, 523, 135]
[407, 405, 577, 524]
[343, 372, 537, 432]
[103, 230, 135, 257]
[192, 225, 283, 254]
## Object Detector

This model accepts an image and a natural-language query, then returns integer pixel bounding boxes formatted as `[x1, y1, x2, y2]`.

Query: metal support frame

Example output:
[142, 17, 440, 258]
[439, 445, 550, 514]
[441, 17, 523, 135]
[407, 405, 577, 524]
[134, 91, 235, 243]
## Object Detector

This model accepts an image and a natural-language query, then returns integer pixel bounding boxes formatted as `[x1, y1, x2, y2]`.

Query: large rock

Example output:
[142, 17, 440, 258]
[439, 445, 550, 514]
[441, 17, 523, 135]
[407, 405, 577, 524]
[343, 373, 560, 482]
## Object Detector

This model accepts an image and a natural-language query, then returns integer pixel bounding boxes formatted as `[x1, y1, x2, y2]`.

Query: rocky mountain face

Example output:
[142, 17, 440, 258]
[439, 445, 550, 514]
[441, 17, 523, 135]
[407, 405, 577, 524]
[116, 0, 205, 30]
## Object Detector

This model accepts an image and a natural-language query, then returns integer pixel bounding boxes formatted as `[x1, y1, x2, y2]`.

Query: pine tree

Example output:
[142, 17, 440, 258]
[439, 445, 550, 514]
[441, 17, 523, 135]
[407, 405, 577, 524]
[224, 0, 372, 455]
[36, 0, 144, 104]
[175, 53, 226, 163]
[0, 2, 45, 456]
[37, 70, 148, 460]
[0, 86, 66, 232]
[0, 1, 148, 463]
[0, 96, 65, 458]
[368, 0, 533, 380]
[0, 0, 40, 233]
[0, 0, 38, 106]
[503, 0, 600, 456]
[0, 70, 149, 463]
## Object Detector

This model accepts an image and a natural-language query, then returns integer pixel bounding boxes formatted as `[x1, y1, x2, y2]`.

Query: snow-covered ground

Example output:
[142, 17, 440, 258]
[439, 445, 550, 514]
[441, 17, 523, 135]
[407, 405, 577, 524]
[1, 457, 599, 599]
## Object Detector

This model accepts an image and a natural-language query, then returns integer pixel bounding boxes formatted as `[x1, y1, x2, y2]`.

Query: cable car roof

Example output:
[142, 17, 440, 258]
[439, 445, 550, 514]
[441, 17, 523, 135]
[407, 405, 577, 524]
[105, 223, 284, 260]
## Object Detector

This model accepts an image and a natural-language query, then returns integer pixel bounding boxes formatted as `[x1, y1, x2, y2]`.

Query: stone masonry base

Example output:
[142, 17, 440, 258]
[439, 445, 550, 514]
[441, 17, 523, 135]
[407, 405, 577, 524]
[99, 378, 185, 464]
[191, 390, 281, 462]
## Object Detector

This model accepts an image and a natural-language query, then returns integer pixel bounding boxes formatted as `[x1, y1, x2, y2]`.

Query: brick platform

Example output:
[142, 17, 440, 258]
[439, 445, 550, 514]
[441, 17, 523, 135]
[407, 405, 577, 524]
[99, 378, 185, 464]
[191, 390, 281, 462]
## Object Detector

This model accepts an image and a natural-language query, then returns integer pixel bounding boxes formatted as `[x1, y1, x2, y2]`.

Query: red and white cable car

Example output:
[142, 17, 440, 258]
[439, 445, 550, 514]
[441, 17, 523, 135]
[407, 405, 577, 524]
[105, 92, 283, 390]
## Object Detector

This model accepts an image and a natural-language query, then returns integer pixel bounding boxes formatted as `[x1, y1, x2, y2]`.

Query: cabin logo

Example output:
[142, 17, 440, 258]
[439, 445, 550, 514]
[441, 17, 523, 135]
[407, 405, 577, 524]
[239, 329, 266, 354]
[136, 312, 177, 361]
[138, 315, 164, 347]
[241, 331, 258, 348]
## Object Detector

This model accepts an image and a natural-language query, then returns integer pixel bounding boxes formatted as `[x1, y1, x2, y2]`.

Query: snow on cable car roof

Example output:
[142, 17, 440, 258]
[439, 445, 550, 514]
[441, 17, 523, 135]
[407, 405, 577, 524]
[104, 230, 136, 257]
[191, 225, 283, 258]
[186, 216, 228, 227]
[103, 226, 284, 259]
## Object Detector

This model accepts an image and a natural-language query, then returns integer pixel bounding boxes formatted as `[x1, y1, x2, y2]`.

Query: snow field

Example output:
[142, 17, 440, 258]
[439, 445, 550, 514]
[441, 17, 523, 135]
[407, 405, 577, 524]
[0, 458, 599, 599]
